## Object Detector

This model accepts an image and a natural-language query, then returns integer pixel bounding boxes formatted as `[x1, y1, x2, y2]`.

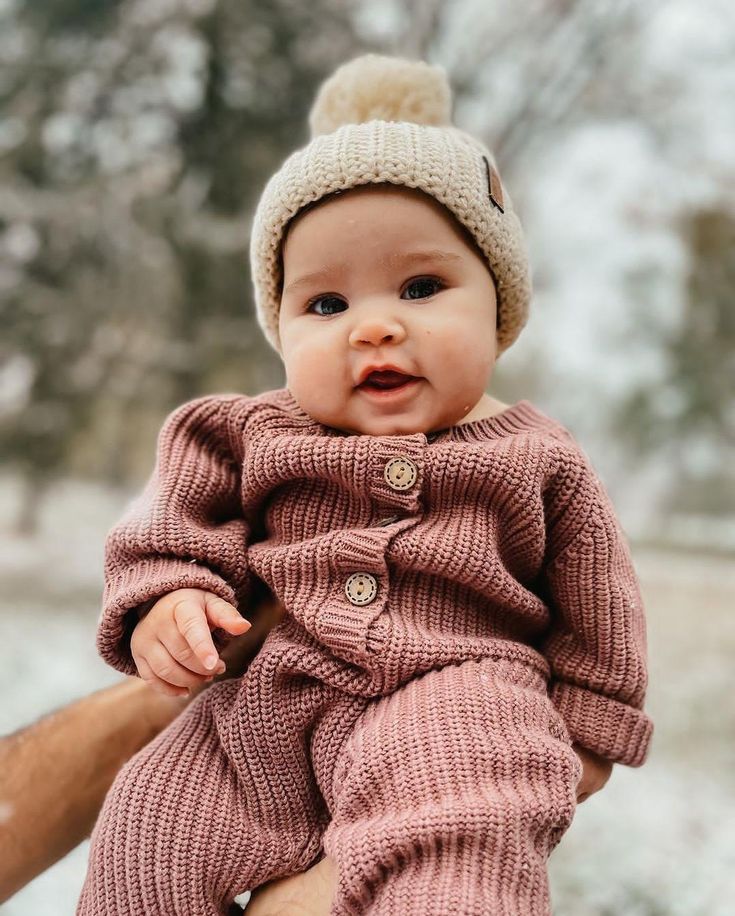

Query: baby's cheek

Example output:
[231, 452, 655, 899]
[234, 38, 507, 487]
[442, 331, 489, 377]
[285, 345, 347, 420]
[288, 343, 333, 389]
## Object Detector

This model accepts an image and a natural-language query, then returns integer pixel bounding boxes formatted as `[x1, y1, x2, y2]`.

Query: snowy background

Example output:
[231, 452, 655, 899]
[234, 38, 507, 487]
[2, 0, 734, 912]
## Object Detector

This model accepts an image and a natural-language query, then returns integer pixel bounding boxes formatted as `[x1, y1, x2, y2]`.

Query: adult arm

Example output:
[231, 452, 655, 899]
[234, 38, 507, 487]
[245, 857, 336, 915]
[0, 678, 186, 903]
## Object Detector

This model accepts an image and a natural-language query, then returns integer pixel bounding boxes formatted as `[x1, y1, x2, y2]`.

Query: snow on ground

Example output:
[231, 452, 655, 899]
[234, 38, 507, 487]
[1, 472, 734, 914]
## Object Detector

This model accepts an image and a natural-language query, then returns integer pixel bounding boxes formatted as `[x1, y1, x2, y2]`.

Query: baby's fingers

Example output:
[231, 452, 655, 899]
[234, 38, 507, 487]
[136, 653, 191, 697]
[159, 620, 226, 677]
[142, 642, 221, 691]
[173, 599, 220, 671]
[204, 594, 252, 636]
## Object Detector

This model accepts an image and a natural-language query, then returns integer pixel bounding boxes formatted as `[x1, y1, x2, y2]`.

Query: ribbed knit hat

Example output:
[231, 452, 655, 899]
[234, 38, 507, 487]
[249, 53, 532, 357]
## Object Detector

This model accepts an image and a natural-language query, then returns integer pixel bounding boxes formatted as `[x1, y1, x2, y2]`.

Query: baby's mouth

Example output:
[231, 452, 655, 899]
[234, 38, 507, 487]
[359, 370, 419, 390]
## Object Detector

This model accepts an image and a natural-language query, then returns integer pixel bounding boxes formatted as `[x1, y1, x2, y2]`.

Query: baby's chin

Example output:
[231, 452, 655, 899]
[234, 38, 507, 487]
[296, 393, 443, 438]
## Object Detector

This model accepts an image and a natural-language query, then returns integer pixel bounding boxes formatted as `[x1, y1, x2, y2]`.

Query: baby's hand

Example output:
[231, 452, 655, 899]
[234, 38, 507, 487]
[572, 742, 613, 803]
[130, 588, 251, 696]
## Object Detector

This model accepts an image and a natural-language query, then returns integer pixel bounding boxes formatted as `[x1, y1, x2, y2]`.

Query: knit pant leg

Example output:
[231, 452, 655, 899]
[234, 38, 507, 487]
[77, 656, 331, 916]
[324, 656, 582, 916]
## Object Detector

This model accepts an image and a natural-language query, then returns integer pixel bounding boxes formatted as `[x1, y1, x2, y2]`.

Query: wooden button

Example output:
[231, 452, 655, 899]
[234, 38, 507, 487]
[383, 456, 418, 491]
[344, 573, 378, 606]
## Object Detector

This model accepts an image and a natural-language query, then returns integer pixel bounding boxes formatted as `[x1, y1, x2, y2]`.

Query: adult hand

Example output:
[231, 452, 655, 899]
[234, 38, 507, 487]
[245, 855, 336, 916]
[572, 742, 613, 803]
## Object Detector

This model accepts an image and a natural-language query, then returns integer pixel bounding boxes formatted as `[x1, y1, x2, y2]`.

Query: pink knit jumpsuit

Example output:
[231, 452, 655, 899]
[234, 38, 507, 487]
[77, 388, 653, 915]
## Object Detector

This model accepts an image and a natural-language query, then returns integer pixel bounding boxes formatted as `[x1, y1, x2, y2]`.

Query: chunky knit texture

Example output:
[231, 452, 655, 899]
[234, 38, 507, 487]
[80, 388, 653, 915]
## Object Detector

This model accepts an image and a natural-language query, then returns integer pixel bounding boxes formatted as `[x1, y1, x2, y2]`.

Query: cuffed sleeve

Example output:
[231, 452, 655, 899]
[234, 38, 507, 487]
[98, 394, 252, 676]
[539, 443, 654, 767]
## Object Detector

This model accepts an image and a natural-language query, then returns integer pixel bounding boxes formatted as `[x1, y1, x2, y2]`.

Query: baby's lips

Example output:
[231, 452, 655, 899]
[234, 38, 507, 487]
[360, 370, 418, 389]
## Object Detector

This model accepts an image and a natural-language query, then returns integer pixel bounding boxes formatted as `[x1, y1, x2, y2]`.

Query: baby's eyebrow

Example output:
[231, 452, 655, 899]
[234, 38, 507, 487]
[284, 249, 462, 295]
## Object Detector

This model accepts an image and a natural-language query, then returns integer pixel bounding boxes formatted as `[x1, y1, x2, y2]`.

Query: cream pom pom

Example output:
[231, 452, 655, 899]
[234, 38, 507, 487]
[308, 53, 452, 138]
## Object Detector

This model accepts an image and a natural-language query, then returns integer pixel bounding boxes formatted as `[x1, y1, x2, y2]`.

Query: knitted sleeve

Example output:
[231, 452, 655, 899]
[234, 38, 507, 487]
[539, 440, 654, 768]
[97, 394, 252, 676]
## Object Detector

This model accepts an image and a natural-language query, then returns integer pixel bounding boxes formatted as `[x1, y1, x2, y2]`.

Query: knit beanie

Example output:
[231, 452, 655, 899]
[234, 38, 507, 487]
[249, 53, 532, 357]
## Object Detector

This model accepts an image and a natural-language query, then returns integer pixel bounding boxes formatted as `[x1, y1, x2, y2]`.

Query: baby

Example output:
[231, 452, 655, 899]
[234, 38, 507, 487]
[78, 54, 653, 916]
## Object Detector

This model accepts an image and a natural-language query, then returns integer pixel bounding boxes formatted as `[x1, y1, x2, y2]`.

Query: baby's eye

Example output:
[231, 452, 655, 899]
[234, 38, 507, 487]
[402, 277, 444, 300]
[306, 295, 346, 316]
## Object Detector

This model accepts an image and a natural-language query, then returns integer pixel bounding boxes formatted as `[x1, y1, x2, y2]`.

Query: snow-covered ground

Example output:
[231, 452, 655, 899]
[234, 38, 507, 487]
[1, 472, 734, 915]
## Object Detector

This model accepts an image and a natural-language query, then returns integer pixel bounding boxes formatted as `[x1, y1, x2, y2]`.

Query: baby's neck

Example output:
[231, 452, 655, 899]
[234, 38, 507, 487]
[455, 394, 510, 425]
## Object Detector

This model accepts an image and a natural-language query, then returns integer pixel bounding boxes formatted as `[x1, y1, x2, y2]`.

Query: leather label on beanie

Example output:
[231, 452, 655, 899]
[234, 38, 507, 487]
[483, 156, 505, 213]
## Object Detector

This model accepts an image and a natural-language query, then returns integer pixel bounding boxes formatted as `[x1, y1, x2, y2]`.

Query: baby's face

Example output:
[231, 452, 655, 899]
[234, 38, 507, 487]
[278, 184, 498, 436]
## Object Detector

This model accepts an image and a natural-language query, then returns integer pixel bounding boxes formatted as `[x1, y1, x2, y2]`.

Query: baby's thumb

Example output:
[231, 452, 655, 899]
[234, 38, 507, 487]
[204, 594, 252, 634]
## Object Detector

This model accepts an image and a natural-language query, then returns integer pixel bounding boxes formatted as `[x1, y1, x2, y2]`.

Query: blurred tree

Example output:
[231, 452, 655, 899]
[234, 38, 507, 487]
[0, 0, 370, 533]
[612, 207, 735, 517]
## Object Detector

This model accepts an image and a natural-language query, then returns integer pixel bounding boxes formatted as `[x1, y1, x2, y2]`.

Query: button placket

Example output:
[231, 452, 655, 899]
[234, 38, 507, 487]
[367, 434, 425, 511]
[313, 528, 390, 665]
[312, 435, 427, 665]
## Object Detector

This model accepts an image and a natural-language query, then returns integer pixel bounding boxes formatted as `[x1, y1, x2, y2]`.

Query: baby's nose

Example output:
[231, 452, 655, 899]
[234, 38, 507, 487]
[349, 314, 406, 347]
